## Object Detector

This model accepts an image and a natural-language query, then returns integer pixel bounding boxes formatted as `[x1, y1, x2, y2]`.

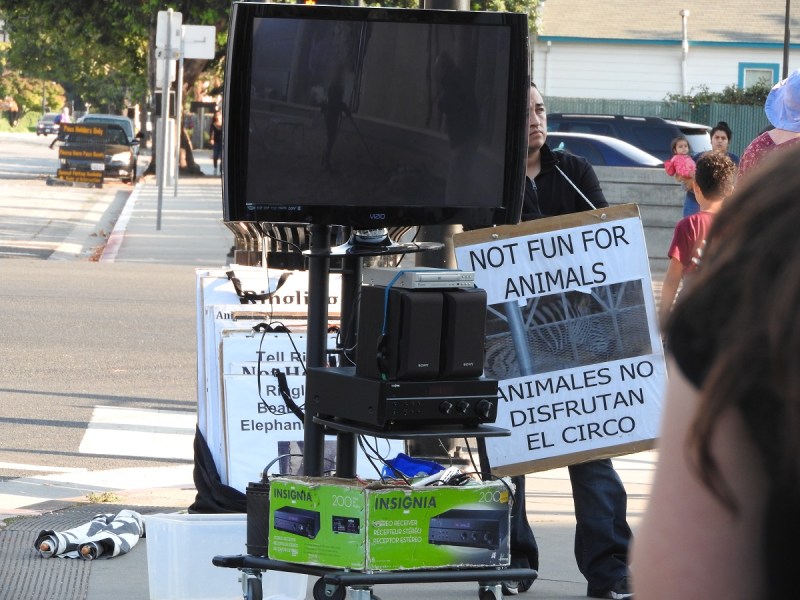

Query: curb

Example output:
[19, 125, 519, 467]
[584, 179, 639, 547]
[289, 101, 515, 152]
[99, 178, 144, 263]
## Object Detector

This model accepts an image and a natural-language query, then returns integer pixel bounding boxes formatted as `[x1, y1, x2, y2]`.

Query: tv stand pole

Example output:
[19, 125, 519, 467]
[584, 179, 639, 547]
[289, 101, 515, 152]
[303, 226, 440, 478]
[303, 224, 333, 477]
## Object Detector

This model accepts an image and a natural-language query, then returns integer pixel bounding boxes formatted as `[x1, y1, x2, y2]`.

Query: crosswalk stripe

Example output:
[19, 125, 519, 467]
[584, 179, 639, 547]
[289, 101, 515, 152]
[78, 406, 195, 461]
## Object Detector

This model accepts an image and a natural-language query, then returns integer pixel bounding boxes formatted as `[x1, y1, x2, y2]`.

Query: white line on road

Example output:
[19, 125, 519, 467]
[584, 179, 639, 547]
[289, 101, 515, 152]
[79, 405, 195, 460]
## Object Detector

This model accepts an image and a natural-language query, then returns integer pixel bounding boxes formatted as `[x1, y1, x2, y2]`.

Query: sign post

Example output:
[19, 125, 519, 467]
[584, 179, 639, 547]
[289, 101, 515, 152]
[155, 9, 182, 230]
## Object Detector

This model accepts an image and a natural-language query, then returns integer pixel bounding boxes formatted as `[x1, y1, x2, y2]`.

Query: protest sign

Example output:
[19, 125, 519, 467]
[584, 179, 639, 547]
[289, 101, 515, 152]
[223, 371, 401, 492]
[195, 268, 342, 481]
[453, 204, 666, 475]
[56, 123, 106, 186]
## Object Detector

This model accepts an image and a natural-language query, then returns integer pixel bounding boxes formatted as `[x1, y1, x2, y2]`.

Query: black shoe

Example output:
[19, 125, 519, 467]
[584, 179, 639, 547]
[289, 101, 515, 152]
[588, 576, 633, 599]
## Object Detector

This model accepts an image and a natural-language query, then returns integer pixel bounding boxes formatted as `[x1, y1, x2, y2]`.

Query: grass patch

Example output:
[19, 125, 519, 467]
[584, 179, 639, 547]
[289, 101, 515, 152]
[86, 491, 122, 503]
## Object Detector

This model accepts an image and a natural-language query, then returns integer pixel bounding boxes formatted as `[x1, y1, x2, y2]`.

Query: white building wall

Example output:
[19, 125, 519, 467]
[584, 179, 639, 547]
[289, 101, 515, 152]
[532, 39, 799, 101]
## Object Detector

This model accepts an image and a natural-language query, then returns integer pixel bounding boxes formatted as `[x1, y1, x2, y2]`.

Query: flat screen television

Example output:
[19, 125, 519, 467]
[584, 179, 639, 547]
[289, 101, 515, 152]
[222, 2, 529, 230]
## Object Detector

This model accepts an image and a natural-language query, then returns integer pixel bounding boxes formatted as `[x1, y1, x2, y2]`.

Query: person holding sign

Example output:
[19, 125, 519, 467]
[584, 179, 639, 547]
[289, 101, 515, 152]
[500, 84, 634, 600]
[658, 152, 736, 327]
[48, 106, 72, 150]
[632, 142, 800, 599]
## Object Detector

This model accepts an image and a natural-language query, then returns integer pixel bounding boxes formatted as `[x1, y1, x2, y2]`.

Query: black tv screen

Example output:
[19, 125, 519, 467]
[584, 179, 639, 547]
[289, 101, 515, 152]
[223, 2, 529, 229]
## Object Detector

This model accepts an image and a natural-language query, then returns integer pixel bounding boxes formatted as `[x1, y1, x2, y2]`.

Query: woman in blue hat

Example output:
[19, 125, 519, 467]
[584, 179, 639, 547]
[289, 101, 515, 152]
[738, 69, 800, 182]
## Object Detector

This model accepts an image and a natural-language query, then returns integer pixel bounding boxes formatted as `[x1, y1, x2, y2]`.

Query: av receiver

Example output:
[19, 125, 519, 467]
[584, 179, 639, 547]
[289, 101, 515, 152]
[273, 506, 321, 539]
[428, 508, 509, 550]
[307, 366, 498, 430]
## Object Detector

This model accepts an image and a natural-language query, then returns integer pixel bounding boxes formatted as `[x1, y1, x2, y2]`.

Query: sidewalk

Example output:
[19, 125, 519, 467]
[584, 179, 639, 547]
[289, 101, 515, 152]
[0, 150, 658, 600]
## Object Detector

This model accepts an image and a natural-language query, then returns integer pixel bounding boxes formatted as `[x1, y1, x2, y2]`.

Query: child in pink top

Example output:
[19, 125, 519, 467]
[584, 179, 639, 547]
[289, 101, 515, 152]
[663, 136, 696, 180]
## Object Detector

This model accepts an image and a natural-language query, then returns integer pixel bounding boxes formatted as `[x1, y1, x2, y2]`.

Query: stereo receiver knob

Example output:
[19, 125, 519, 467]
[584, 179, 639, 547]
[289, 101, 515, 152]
[476, 399, 493, 419]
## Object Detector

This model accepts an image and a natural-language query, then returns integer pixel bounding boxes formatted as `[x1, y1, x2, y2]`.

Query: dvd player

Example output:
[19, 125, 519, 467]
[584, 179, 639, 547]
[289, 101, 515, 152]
[363, 267, 475, 289]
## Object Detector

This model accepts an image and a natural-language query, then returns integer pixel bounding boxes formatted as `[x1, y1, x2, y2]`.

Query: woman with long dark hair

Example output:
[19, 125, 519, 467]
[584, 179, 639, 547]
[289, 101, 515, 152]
[633, 143, 800, 598]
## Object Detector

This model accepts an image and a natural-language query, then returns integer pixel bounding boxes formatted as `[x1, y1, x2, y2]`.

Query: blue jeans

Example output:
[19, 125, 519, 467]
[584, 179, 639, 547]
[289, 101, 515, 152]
[510, 459, 631, 593]
[683, 190, 700, 217]
[569, 459, 632, 593]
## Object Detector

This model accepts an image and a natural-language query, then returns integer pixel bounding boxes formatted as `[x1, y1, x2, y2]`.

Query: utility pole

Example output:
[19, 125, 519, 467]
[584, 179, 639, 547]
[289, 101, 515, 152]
[680, 9, 690, 96]
[783, 0, 791, 79]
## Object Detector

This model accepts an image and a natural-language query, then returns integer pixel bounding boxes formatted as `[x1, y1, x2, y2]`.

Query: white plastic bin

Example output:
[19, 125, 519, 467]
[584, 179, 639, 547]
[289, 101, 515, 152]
[145, 513, 307, 600]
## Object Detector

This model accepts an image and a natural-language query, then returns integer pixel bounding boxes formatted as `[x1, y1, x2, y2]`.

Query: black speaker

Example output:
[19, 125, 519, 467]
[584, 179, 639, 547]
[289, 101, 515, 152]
[356, 285, 443, 381]
[439, 288, 488, 378]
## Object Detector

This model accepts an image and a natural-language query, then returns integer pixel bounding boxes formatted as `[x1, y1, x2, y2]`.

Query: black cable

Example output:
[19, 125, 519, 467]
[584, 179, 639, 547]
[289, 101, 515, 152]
[254, 323, 307, 421]
[340, 286, 362, 366]
[356, 436, 384, 481]
[260, 453, 337, 482]
[358, 435, 410, 484]
[464, 437, 482, 475]
[262, 229, 304, 255]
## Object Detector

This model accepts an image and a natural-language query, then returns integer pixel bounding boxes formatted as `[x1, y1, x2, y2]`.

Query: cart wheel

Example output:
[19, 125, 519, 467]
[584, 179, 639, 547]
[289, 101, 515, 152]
[245, 576, 263, 600]
[313, 577, 346, 600]
[478, 586, 500, 600]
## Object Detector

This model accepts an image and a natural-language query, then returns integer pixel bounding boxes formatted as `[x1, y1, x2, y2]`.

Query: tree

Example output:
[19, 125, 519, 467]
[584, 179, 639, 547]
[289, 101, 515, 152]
[1, 0, 537, 168]
[0, 1, 228, 172]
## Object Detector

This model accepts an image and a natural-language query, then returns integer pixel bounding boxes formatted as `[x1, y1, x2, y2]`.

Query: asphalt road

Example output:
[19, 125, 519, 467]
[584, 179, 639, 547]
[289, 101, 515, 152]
[0, 132, 192, 481]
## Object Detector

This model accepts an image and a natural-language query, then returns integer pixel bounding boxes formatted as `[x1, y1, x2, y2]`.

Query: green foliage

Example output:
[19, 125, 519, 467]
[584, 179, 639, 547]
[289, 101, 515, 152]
[1, 42, 66, 120]
[477, 0, 537, 19]
[354, 0, 538, 22]
[0, 0, 536, 119]
[0, 0, 230, 113]
[0, 110, 37, 132]
[666, 82, 772, 108]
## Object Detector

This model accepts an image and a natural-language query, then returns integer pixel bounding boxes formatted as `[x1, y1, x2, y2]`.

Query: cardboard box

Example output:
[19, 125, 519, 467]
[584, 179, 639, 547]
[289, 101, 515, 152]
[268, 477, 365, 570]
[267, 477, 511, 571]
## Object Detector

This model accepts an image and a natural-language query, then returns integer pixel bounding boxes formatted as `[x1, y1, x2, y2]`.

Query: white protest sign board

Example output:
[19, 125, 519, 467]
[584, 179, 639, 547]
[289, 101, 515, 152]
[453, 204, 666, 476]
[223, 372, 401, 493]
[198, 267, 342, 465]
[203, 305, 282, 481]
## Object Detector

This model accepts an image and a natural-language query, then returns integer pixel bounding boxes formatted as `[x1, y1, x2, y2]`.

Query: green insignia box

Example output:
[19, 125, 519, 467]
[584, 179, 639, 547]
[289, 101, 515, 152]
[268, 477, 365, 570]
[267, 476, 511, 571]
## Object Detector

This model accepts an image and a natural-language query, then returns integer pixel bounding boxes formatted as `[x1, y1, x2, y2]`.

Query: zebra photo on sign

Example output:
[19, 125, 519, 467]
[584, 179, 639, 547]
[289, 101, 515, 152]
[453, 204, 667, 475]
[484, 282, 653, 379]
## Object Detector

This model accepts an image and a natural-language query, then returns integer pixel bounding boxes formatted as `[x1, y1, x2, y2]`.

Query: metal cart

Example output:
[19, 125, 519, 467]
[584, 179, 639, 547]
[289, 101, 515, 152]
[212, 226, 538, 599]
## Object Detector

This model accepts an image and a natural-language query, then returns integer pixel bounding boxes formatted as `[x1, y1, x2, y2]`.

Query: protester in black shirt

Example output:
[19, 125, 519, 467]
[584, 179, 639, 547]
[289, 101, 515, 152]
[505, 84, 634, 600]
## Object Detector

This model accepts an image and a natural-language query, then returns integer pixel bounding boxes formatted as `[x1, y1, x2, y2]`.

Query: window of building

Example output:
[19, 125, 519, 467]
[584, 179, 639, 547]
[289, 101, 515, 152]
[738, 63, 779, 88]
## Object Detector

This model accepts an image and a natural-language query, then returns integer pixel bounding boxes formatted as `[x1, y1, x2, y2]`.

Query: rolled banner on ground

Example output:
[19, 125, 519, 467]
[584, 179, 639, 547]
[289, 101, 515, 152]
[34, 509, 144, 559]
